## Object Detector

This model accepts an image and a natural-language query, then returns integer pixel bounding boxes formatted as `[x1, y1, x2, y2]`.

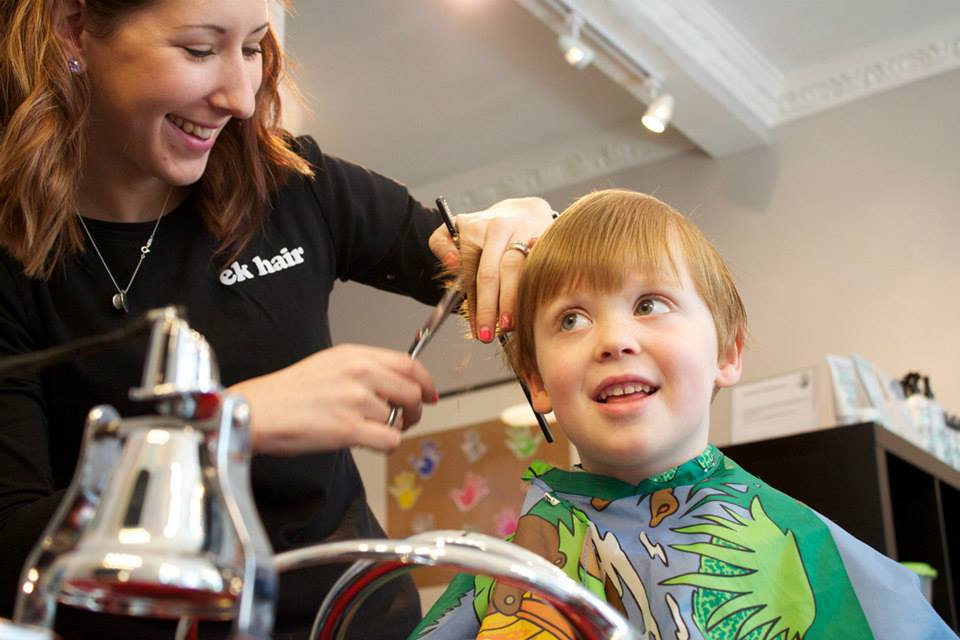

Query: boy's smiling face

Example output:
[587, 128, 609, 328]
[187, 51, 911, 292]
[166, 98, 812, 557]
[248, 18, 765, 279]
[525, 257, 742, 484]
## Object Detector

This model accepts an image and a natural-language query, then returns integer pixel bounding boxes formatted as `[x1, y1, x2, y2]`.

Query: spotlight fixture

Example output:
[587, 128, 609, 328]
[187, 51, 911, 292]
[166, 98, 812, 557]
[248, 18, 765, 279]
[642, 89, 674, 133]
[557, 13, 595, 69]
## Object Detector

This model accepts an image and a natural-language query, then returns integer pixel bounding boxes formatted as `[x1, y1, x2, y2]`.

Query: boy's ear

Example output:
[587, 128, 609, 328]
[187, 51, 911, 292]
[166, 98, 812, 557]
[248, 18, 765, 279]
[522, 370, 553, 415]
[715, 335, 744, 389]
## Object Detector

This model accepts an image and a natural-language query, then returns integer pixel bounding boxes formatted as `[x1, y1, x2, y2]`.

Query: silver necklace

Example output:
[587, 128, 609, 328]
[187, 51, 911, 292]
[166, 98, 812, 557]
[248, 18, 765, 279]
[76, 189, 172, 312]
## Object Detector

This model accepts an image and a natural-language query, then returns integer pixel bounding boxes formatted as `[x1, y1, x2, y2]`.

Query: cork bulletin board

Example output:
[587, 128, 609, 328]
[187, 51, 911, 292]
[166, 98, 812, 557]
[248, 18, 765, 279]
[386, 418, 570, 588]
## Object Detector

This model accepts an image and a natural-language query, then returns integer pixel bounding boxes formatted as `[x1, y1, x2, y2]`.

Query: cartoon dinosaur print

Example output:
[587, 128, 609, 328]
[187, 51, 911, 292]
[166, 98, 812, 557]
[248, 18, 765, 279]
[664, 592, 690, 640]
[474, 493, 615, 640]
[681, 460, 754, 517]
[491, 514, 567, 616]
[664, 497, 815, 639]
[649, 488, 679, 527]
[591, 497, 613, 511]
[589, 524, 662, 640]
[638, 531, 667, 566]
[478, 592, 576, 640]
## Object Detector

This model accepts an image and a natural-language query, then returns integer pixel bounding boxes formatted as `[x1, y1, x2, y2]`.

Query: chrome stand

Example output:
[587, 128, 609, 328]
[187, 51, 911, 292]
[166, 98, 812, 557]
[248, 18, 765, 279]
[274, 530, 639, 640]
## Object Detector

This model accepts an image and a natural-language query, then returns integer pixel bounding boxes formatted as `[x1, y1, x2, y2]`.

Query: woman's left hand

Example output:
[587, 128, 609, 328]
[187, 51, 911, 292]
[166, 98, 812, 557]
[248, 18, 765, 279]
[428, 197, 555, 342]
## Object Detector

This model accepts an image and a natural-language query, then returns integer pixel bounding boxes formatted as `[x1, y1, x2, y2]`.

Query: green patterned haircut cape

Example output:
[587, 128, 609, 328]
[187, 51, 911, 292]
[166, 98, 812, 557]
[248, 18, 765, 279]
[412, 445, 953, 640]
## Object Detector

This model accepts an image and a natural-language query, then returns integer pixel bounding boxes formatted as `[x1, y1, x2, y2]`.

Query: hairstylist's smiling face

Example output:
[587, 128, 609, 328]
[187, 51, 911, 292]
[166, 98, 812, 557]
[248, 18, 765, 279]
[81, 0, 269, 189]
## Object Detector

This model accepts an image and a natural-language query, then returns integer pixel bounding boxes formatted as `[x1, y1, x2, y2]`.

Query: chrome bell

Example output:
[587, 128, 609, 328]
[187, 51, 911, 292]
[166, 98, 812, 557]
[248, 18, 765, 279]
[8, 307, 275, 639]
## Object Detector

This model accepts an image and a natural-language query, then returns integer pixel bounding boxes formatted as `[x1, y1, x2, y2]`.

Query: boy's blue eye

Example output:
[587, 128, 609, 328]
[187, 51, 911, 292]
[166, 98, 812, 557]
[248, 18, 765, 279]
[560, 311, 590, 331]
[635, 297, 670, 316]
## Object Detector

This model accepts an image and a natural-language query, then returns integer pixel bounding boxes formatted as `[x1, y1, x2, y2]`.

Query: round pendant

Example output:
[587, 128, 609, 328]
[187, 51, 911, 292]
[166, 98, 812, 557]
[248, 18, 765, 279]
[112, 291, 127, 311]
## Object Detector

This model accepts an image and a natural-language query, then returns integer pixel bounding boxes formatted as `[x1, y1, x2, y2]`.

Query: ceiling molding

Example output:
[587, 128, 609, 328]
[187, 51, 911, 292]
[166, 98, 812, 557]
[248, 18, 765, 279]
[779, 32, 960, 122]
[411, 123, 693, 211]
[294, 2, 960, 212]
[515, 0, 771, 159]
[606, 0, 783, 127]
[516, 2, 960, 160]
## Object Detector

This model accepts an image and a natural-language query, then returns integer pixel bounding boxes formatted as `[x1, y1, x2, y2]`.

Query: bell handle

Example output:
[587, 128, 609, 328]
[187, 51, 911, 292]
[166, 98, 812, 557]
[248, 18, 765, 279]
[217, 393, 277, 640]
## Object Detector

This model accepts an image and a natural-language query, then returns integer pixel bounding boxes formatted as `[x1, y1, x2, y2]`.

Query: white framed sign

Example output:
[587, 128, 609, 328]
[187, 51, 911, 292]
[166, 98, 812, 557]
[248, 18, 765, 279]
[731, 367, 818, 444]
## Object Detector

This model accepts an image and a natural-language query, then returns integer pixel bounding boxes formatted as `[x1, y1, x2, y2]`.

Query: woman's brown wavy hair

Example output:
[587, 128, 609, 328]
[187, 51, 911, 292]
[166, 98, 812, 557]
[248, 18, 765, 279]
[0, 0, 311, 279]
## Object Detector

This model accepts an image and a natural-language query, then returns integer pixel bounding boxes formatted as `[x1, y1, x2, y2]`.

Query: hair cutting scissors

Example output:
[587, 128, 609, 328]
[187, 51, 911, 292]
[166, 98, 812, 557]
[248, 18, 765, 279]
[388, 198, 553, 443]
[385, 246, 465, 426]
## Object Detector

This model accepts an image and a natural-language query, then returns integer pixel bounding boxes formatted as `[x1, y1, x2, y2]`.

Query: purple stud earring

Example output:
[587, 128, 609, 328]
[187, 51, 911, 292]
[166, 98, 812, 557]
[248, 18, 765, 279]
[67, 58, 82, 74]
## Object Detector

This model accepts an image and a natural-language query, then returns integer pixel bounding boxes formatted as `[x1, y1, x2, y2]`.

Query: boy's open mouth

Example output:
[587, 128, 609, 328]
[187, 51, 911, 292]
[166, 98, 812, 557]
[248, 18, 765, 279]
[594, 381, 659, 403]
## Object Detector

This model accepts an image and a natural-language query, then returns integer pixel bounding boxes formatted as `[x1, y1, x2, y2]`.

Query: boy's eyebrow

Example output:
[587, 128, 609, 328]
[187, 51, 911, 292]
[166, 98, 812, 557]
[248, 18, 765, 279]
[177, 22, 271, 36]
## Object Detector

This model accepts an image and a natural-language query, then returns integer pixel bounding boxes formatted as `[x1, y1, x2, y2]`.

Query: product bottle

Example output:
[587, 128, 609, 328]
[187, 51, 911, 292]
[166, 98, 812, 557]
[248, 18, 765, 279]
[923, 377, 950, 464]
[903, 373, 932, 450]
[945, 416, 960, 470]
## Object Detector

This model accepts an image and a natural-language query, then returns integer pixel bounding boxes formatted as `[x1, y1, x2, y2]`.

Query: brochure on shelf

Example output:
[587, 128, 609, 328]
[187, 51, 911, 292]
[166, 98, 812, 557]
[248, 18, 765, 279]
[826, 354, 871, 424]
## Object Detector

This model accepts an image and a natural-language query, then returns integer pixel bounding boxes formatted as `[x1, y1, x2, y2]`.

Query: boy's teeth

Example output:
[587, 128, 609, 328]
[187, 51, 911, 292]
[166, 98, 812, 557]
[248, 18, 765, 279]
[168, 115, 215, 140]
[598, 383, 653, 401]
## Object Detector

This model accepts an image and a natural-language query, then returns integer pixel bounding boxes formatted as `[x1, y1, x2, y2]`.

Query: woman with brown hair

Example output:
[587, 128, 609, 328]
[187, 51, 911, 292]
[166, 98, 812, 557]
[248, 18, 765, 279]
[0, 0, 553, 637]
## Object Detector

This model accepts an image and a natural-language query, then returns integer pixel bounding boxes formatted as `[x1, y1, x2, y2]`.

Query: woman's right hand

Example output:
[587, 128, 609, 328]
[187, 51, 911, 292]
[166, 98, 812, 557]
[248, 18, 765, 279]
[230, 344, 438, 456]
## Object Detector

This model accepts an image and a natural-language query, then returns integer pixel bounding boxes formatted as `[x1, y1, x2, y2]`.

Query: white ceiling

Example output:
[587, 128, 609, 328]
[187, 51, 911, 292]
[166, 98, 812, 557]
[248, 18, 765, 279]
[283, 0, 960, 210]
[706, 0, 960, 69]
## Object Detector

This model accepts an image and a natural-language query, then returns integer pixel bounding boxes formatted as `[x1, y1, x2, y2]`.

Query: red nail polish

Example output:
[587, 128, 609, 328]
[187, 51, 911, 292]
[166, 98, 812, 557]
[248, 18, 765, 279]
[479, 327, 493, 342]
[442, 253, 459, 268]
[432, 392, 440, 403]
[499, 313, 512, 331]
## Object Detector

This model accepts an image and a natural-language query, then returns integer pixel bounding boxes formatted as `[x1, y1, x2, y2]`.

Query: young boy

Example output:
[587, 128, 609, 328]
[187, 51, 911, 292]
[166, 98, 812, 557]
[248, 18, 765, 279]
[411, 190, 955, 639]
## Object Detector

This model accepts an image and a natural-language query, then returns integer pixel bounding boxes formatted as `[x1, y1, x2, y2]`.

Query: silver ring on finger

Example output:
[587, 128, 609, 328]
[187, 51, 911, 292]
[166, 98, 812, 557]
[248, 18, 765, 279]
[506, 240, 531, 257]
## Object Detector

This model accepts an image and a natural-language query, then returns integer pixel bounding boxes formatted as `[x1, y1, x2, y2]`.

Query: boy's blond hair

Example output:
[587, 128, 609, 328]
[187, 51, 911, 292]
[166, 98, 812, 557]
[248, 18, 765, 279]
[507, 189, 747, 380]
